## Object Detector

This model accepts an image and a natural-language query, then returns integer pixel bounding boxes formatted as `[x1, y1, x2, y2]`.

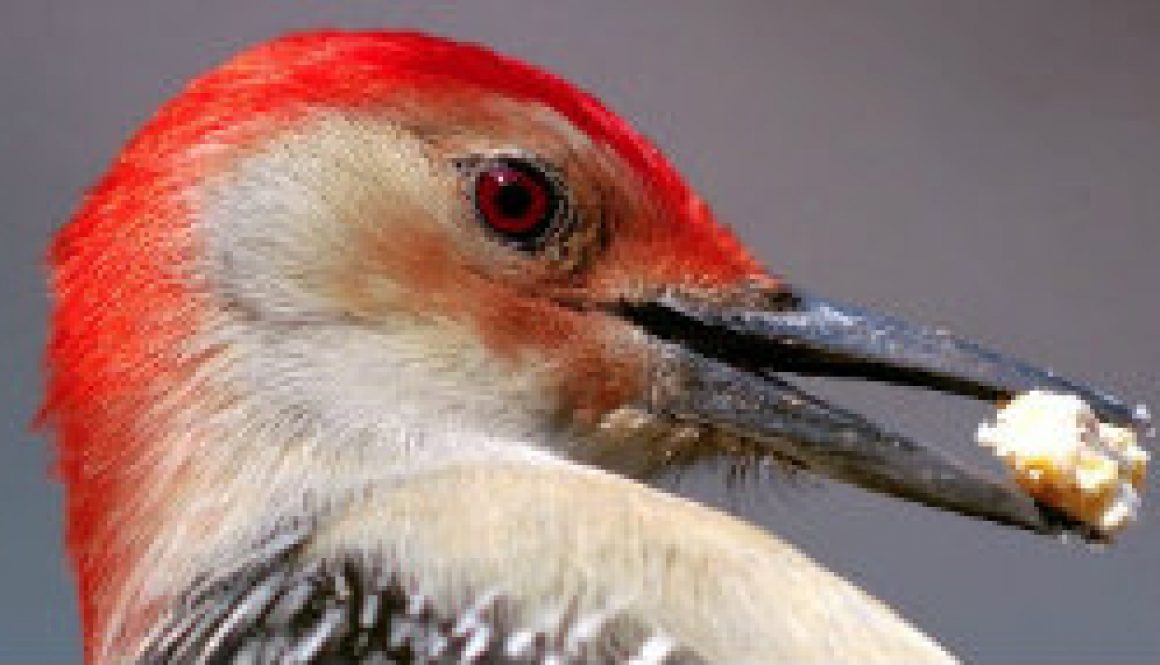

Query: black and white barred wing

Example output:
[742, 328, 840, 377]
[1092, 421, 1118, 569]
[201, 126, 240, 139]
[138, 529, 698, 664]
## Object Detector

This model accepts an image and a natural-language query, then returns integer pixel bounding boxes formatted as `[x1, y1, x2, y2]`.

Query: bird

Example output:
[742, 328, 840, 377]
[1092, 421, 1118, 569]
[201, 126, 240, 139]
[41, 31, 1141, 664]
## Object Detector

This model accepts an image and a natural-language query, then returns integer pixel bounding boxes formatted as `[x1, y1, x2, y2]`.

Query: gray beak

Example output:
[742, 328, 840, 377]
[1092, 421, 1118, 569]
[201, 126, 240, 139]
[617, 285, 1143, 542]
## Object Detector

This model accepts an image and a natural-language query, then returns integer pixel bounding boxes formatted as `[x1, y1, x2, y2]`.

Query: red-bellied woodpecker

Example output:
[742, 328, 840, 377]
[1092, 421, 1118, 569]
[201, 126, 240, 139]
[42, 31, 1142, 663]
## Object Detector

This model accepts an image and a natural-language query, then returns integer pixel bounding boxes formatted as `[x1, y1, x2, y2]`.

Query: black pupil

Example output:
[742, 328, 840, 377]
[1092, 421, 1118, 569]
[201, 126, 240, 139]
[494, 178, 533, 219]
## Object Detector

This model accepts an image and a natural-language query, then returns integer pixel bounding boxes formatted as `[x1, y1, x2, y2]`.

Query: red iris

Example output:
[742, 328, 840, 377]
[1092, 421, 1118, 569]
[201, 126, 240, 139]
[474, 162, 553, 236]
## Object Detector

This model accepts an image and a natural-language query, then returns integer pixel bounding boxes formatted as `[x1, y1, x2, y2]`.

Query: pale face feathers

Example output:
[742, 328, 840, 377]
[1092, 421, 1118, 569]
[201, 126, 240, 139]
[195, 101, 659, 462]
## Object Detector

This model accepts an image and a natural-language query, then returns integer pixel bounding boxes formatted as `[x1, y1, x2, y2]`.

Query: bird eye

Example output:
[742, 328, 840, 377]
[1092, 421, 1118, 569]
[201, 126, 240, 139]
[466, 157, 564, 248]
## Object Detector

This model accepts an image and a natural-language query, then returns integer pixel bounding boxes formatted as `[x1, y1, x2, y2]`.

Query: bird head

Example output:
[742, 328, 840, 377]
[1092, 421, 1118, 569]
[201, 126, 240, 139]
[44, 31, 1142, 656]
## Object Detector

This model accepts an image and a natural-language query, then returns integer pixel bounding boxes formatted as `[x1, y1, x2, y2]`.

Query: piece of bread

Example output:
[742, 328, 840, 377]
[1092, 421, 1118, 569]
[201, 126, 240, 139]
[977, 391, 1148, 535]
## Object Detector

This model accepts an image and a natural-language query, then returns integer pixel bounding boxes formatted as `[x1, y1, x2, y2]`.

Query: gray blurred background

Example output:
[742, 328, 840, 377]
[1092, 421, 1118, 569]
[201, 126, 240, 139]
[3, 1, 1158, 662]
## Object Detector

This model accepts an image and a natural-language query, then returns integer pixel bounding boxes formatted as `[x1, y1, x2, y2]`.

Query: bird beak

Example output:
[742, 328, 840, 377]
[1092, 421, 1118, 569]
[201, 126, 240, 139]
[615, 284, 1142, 541]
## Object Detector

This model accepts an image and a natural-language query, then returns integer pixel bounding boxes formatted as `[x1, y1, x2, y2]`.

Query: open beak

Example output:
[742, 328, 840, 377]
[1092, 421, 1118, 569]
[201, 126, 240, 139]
[616, 284, 1142, 542]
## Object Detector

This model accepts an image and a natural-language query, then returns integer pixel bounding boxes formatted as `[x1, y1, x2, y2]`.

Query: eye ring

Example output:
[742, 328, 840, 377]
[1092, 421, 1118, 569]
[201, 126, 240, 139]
[459, 156, 569, 250]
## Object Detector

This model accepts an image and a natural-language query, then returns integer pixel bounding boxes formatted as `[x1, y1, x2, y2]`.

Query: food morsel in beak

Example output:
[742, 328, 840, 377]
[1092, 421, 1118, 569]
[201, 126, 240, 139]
[978, 391, 1150, 537]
